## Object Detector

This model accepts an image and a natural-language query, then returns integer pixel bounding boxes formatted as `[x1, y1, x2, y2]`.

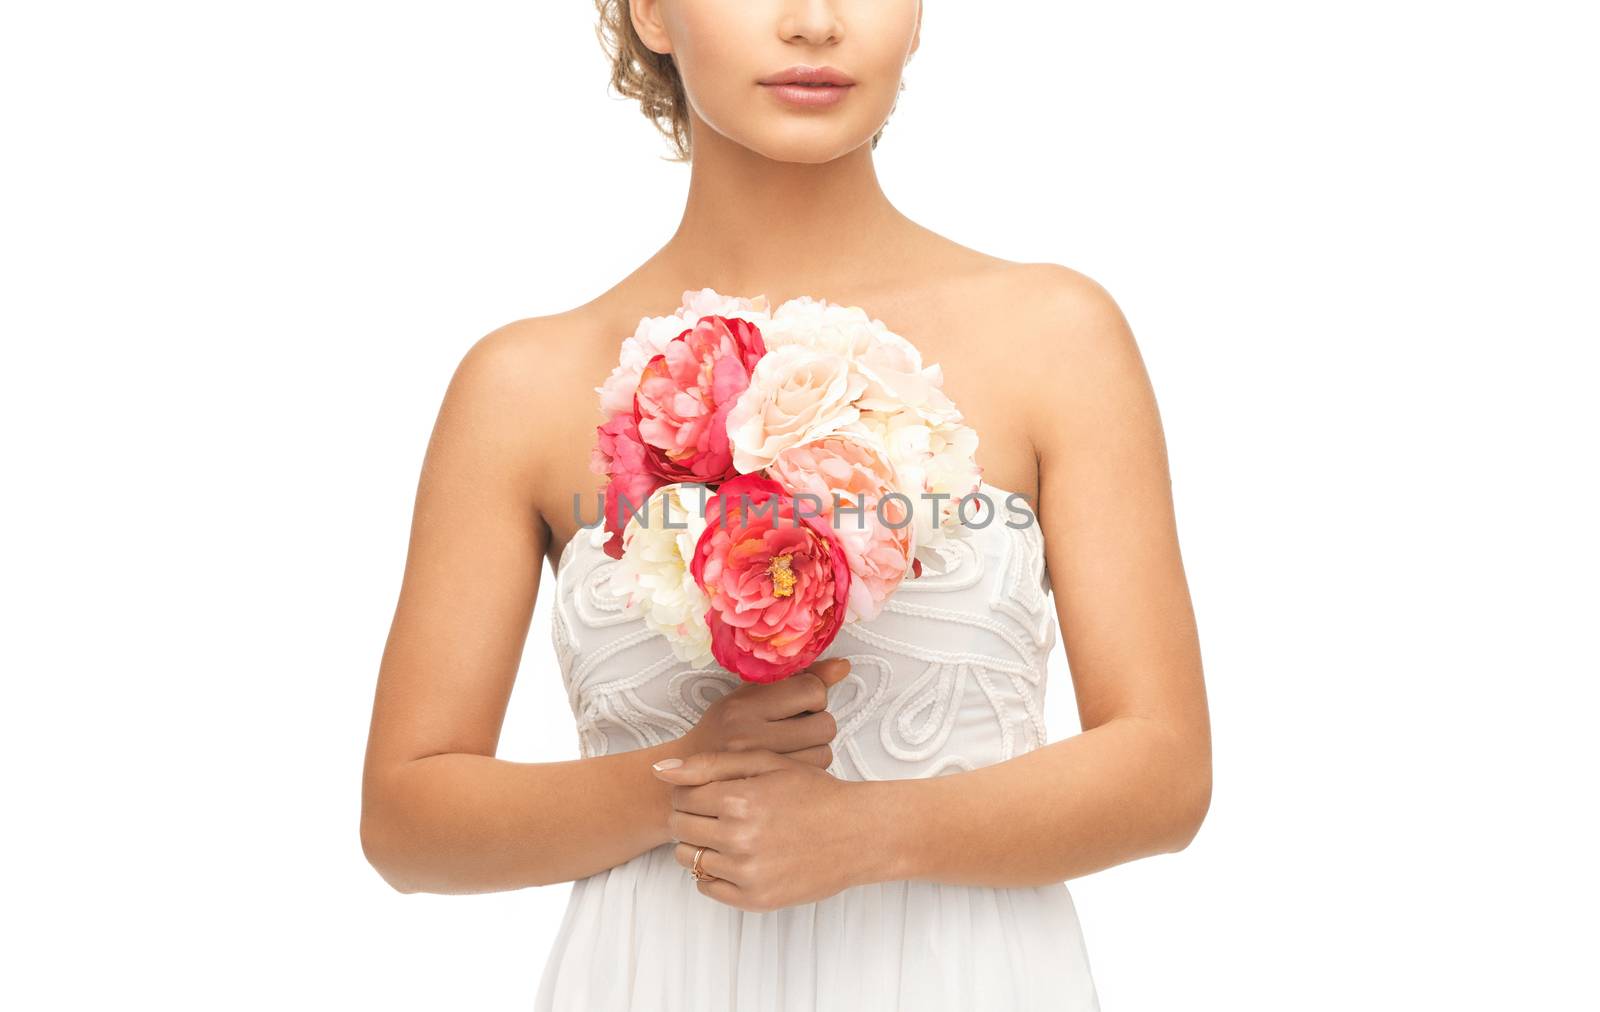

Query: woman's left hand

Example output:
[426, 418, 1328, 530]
[652, 748, 886, 912]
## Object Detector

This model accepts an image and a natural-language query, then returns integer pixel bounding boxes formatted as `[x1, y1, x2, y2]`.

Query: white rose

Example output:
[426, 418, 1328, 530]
[612, 483, 715, 665]
[845, 409, 982, 570]
[760, 297, 882, 359]
[725, 343, 867, 474]
[854, 331, 962, 424]
[681, 287, 770, 322]
[924, 418, 983, 528]
[765, 297, 961, 425]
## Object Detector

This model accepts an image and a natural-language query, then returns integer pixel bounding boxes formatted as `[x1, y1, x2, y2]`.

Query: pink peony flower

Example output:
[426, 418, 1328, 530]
[634, 315, 767, 484]
[689, 472, 852, 683]
[596, 290, 770, 419]
[766, 433, 916, 623]
[590, 412, 662, 560]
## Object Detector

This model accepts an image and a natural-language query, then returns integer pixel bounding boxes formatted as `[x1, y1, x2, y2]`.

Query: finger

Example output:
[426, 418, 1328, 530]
[747, 670, 831, 720]
[810, 656, 852, 689]
[778, 658, 852, 708]
[754, 710, 837, 753]
[664, 809, 727, 849]
[673, 842, 742, 885]
[652, 748, 792, 785]
[754, 658, 851, 719]
[696, 876, 759, 911]
[786, 742, 833, 769]
[669, 780, 735, 818]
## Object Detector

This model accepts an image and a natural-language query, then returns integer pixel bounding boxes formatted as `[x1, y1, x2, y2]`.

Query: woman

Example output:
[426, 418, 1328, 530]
[360, 1, 1211, 1008]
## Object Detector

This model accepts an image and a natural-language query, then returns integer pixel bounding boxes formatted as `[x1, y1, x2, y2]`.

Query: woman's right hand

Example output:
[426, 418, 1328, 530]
[680, 657, 851, 770]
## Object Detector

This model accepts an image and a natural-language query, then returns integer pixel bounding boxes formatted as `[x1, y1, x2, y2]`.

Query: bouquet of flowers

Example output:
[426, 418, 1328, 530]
[590, 289, 982, 683]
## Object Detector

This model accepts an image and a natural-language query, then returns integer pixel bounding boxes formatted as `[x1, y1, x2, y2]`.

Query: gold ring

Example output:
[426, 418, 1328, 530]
[690, 846, 711, 881]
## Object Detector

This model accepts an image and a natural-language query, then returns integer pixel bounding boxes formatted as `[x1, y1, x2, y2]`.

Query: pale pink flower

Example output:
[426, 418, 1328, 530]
[766, 434, 915, 623]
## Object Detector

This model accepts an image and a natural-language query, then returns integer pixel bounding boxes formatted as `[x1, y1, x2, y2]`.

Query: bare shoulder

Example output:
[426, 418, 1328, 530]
[976, 261, 1160, 454]
[987, 261, 1136, 353]
[911, 244, 1136, 358]
[428, 304, 614, 499]
[994, 261, 1144, 372]
[450, 306, 602, 403]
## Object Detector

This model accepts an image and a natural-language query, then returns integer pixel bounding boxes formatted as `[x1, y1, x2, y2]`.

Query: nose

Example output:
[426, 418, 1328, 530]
[777, 0, 843, 47]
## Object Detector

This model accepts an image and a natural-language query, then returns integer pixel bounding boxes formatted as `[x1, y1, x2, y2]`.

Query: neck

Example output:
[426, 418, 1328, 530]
[648, 116, 918, 303]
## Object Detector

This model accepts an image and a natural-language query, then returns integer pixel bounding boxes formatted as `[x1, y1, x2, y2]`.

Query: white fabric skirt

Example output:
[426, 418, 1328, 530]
[535, 840, 1099, 1011]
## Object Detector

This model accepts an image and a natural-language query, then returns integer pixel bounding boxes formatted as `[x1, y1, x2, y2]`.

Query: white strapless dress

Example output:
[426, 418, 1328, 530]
[535, 482, 1099, 1011]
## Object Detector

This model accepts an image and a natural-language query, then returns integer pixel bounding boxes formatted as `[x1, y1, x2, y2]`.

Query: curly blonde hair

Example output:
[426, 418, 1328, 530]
[594, 0, 898, 162]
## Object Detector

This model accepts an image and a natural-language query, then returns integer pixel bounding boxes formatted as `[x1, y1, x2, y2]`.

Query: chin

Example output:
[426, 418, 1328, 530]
[728, 121, 879, 165]
[752, 135, 866, 164]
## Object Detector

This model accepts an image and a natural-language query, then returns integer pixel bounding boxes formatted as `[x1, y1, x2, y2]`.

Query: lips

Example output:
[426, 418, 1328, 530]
[757, 65, 856, 87]
[758, 65, 855, 108]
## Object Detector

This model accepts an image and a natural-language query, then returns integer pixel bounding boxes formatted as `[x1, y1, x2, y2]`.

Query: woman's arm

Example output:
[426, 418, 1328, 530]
[359, 321, 692, 894]
[869, 267, 1212, 887]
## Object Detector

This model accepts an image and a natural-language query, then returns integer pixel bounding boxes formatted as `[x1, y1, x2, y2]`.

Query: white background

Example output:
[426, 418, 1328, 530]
[4, 1, 1596, 1008]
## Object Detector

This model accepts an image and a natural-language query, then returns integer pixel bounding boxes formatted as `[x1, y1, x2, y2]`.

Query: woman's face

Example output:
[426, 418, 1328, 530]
[632, 0, 922, 164]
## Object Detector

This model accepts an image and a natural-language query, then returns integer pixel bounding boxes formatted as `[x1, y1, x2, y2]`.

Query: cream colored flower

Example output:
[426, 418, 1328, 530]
[725, 343, 867, 474]
[612, 482, 715, 665]
[764, 296, 960, 424]
[844, 408, 983, 570]
[853, 330, 962, 424]
[759, 296, 882, 359]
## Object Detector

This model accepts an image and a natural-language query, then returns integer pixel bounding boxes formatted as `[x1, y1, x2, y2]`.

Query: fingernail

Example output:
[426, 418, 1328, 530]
[652, 758, 683, 772]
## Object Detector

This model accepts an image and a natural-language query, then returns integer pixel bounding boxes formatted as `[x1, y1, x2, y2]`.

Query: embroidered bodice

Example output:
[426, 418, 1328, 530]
[550, 481, 1056, 781]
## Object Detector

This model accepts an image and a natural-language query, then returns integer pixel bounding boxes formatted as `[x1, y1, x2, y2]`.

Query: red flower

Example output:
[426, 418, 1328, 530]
[689, 473, 852, 683]
[590, 412, 662, 560]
